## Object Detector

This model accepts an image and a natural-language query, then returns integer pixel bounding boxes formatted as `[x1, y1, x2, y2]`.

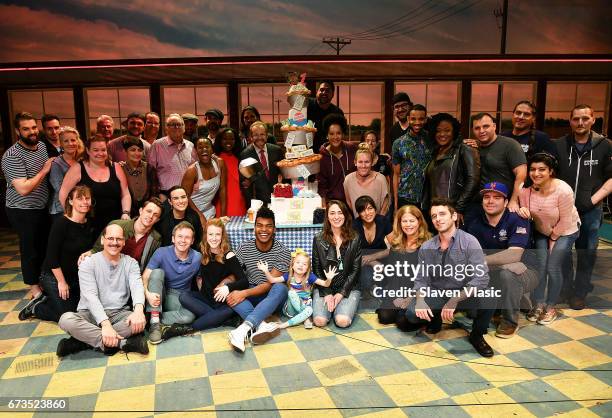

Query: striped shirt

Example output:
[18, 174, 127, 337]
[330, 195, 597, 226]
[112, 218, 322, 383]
[236, 239, 291, 286]
[2, 141, 50, 209]
[148, 136, 196, 191]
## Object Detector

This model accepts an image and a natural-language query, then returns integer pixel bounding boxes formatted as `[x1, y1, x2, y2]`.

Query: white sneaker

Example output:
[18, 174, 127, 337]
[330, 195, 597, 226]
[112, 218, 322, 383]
[250, 321, 280, 345]
[228, 323, 251, 353]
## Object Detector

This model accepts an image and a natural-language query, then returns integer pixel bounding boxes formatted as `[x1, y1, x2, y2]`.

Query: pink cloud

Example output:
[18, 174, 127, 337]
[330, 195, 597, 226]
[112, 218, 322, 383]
[0, 4, 218, 63]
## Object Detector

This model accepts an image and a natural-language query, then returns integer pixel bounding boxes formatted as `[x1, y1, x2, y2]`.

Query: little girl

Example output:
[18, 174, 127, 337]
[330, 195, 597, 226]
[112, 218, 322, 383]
[257, 248, 337, 329]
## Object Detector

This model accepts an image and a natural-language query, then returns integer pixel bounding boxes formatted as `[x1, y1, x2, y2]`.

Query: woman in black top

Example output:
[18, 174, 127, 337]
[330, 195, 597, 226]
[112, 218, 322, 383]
[60, 135, 131, 238]
[422, 113, 480, 224]
[18, 185, 95, 322]
[312, 200, 362, 328]
[179, 218, 249, 330]
[363, 130, 392, 180]
[352, 196, 392, 250]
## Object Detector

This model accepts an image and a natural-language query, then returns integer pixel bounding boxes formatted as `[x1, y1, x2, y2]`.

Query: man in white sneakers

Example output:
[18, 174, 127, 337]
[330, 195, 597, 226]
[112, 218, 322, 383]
[227, 207, 290, 352]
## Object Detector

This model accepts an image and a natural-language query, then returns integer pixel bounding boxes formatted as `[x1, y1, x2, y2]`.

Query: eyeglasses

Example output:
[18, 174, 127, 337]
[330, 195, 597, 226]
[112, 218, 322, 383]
[167, 123, 184, 128]
[393, 103, 409, 110]
[104, 236, 125, 243]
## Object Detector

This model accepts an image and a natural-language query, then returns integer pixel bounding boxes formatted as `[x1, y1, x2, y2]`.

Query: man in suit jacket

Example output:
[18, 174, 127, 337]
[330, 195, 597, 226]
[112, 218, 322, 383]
[239, 121, 283, 204]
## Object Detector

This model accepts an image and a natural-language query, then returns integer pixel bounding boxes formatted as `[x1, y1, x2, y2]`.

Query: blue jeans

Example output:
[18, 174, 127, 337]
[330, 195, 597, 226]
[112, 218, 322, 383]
[231, 283, 288, 328]
[312, 288, 361, 327]
[534, 230, 579, 305]
[179, 291, 235, 331]
[570, 207, 603, 298]
[146, 269, 195, 325]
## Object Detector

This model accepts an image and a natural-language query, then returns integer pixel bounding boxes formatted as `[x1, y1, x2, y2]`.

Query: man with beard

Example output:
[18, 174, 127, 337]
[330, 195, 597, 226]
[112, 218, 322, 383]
[2, 112, 55, 309]
[107, 112, 151, 162]
[501, 101, 557, 160]
[204, 109, 223, 144]
[308, 81, 344, 152]
[182, 113, 199, 144]
[465, 183, 538, 338]
[389, 92, 412, 144]
[57, 224, 148, 357]
[143, 112, 161, 145]
[96, 115, 115, 142]
[554, 104, 612, 309]
[41, 114, 62, 157]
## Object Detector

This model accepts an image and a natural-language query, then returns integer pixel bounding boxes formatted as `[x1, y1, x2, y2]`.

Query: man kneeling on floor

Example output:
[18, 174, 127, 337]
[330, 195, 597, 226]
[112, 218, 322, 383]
[57, 224, 148, 357]
[405, 198, 497, 358]
[144, 221, 201, 344]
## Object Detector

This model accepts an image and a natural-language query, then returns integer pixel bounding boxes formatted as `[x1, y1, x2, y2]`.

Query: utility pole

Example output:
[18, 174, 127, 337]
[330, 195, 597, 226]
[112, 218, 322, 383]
[322, 37, 351, 55]
[493, 0, 509, 54]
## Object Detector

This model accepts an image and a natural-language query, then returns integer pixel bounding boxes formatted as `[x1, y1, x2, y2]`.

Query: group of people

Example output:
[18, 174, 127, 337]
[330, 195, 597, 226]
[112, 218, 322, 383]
[1, 83, 610, 359]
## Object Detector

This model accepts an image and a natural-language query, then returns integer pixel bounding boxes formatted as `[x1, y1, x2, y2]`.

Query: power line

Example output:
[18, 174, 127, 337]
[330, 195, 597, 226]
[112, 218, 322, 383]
[346, 0, 484, 41]
[338, 0, 439, 39]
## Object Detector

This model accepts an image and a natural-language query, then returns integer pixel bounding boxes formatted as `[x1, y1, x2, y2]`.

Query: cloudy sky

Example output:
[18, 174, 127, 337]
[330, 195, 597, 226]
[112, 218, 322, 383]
[0, 0, 610, 63]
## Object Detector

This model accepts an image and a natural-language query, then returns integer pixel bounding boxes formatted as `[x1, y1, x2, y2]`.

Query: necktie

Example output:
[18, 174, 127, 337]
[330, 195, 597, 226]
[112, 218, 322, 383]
[259, 149, 270, 179]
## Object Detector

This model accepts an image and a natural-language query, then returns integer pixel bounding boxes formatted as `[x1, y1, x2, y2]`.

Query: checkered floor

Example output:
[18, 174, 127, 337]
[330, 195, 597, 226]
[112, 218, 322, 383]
[0, 228, 610, 417]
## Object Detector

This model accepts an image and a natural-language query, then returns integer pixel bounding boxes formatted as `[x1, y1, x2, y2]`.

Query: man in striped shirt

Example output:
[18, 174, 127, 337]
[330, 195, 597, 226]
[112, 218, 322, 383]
[2, 112, 55, 309]
[227, 207, 290, 352]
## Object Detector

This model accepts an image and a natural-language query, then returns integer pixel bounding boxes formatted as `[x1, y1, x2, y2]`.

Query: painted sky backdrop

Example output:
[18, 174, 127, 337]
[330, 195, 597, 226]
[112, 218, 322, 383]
[0, 0, 610, 63]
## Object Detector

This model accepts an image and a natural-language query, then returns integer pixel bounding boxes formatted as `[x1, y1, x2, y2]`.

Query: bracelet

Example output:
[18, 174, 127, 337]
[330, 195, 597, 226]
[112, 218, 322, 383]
[122, 210, 130, 215]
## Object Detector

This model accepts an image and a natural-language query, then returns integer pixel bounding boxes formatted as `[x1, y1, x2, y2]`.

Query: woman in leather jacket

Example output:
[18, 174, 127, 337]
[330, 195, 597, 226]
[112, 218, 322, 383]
[423, 113, 480, 225]
[311, 200, 362, 328]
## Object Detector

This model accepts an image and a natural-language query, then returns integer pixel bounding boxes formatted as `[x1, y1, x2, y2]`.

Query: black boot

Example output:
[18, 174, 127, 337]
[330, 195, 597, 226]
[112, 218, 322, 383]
[56, 337, 91, 357]
[161, 324, 195, 341]
[122, 335, 150, 355]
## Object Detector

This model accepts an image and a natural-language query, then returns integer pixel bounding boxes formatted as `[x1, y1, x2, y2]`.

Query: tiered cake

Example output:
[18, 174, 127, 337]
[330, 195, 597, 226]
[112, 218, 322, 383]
[271, 72, 322, 225]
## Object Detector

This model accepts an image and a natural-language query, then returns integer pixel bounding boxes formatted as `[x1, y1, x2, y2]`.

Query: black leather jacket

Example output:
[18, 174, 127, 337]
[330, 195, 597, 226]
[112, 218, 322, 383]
[311, 232, 362, 297]
[423, 141, 480, 213]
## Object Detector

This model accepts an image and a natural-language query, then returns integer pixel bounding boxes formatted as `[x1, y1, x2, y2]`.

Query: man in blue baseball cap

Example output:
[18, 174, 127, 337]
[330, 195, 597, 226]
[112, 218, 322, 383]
[464, 181, 539, 338]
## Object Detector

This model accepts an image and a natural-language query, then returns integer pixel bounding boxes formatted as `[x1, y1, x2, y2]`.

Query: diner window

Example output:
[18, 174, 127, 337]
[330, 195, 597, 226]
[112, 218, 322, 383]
[545, 82, 609, 138]
[335, 82, 384, 143]
[86, 88, 150, 136]
[162, 85, 229, 136]
[395, 82, 461, 119]
[240, 84, 288, 141]
[471, 82, 536, 131]
[9, 89, 76, 141]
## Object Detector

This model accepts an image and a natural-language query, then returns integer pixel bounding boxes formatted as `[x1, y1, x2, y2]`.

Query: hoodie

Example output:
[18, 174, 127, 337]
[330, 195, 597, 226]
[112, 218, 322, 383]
[554, 131, 612, 213]
[317, 141, 357, 203]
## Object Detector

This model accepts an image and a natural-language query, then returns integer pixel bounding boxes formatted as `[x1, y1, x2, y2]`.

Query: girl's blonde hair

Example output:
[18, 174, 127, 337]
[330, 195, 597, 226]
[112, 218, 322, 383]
[201, 218, 231, 265]
[288, 248, 312, 289]
[389, 205, 431, 250]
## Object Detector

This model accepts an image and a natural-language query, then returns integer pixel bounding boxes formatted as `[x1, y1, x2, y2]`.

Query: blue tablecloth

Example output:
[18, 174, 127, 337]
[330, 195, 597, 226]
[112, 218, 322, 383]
[226, 216, 322, 254]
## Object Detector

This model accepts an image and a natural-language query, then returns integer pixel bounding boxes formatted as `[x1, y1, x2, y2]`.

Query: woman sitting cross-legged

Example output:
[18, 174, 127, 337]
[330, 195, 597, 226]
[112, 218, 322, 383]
[367, 204, 431, 330]
[19, 185, 96, 322]
[311, 200, 362, 328]
[179, 218, 249, 330]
